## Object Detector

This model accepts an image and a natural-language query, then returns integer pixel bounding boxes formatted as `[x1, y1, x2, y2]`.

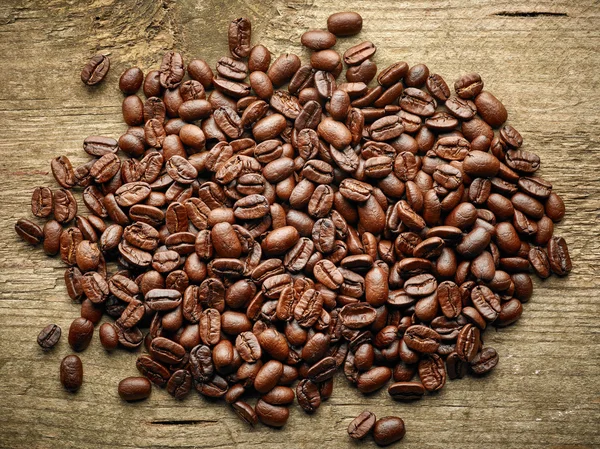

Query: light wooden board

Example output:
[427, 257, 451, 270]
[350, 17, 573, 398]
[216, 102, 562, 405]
[0, 0, 599, 447]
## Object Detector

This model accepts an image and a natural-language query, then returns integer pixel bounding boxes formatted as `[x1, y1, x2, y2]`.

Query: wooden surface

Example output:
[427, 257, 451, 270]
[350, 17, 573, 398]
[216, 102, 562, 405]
[0, 0, 599, 448]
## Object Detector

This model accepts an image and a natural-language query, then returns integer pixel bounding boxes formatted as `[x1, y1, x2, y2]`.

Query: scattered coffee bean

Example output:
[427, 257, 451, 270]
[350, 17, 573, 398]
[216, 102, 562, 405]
[17, 11, 572, 445]
[348, 410, 376, 440]
[373, 416, 406, 446]
[81, 54, 110, 86]
[60, 354, 83, 392]
[37, 324, 61, 350]
[118, 376, 152, 401]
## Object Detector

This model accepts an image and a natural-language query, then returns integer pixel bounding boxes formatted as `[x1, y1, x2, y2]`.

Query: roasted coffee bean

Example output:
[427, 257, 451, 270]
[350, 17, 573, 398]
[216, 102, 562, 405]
[68, 317, 94, 352]
[470, 347, 499, 374]
[255, 399, 289, 427]
[404, 325, 441, 353]
[228, 17, 252, 58]
[296, 378, 321, 413]
[54, 189, 77, 224]
[37, 324, 61, 350]
[81, 54, 109, 85]
[301, 29, 337, 50]
[232, 400, 258, 426]
[388, 382, 425, 401]
[99, 323, 119, 350]
[327, 11, 363, 36]
[14, 17, 573, 436]
[118, 377, 152, 401]
[15, 219, 43, 245]
[357, 366, 392, 393]
[418, 353, 446, 391]
[373, 416, 406, 446]
[348, 411, 377, 440]
[31, 187, 53, 218]
[547, 236, 572, 276]
[60, 355, 83, 392]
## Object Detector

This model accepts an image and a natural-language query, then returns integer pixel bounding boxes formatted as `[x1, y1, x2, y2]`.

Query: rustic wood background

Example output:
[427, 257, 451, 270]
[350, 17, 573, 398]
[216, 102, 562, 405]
[0, 0, 598, 447]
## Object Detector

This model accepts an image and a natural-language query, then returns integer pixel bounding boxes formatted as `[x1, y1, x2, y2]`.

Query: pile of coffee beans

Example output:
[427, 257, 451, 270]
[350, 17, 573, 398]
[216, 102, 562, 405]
[17, 10, 572, 445]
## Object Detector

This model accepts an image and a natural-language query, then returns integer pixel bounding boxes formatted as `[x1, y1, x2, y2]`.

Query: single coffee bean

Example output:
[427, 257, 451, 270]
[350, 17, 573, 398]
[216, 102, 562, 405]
[15, 219, 43, 245]
[37, 324, 61, 350]
[388, 382, 425, 401]
[31, 187, 53, 217]
[373, 416, 406, 446]
[348, 410, 377, 440]
[470, 347, 499, 374]
[255, 399, 289, 427]
[547, 236, 572, 276]
[119, 67, 144, 94]
[118, 376, 152, 401]
[327, 11, 363, 36]
[68, 317, 94, 352]
[60, 354, 83, 392]
[81, 54, 110, 85]
[99, 323, 119, 350]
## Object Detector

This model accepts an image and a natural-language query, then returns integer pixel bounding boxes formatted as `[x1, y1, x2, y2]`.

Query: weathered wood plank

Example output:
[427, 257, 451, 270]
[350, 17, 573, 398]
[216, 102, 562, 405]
[0, 0, 599, 448]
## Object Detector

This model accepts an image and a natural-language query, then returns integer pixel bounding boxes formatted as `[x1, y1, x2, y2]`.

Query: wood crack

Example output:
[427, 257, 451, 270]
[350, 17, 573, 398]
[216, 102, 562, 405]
[149, 419, 219, 426]
[493, 11, 568, 17]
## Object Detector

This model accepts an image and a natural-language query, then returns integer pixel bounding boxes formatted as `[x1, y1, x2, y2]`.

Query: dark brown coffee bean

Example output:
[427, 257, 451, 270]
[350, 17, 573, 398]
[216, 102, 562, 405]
[60, 355, 83, 392]
[228, 17, 251, 58]
[118, 377, 152, 401]
[31, 187, 53, 218]
[119, 67, 143, 94]
[547, 236, 572, 276]
[68, 317, 94, 352]
[99, 323, 119, 351]
[15, 219, 43, 245]
[418, 353, 446, 391]
[404, 325, 441, 353]
[455, 73, 483, 99]
[357, 366, 392, 393]
[388, 381, 425, 401]
[426, 73, 450, 101]
[53, 188, 77, 223]
[81, 54, 109, 85]
[373, 416, 406, 446]
[470, 347, 499, 374]
[255, 399, 289, 427]
[327, 11, 363, 36]
[348, 411, 377, 440]
[37, 324, 61, 350]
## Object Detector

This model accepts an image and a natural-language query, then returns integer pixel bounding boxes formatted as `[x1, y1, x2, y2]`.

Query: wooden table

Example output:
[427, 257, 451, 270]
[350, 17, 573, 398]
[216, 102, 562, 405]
[0, 0, 598, 447]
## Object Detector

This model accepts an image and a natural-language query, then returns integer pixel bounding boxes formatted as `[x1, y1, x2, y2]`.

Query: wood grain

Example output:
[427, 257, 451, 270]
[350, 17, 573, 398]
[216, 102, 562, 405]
[0, 0, 599, 448]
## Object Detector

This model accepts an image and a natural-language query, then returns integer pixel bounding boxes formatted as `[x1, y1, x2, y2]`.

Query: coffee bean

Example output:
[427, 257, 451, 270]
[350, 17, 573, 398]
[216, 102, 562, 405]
[455, 73, 483, 99]
[418, 353, 446, 391]
[348, 410, 376, 440]
[388, 382, 425, 401]
[327, 11, 363, 36]
[118, 376, 152, 401]
[119, 67, 143, 94]
[37, 324, 61, 350]
[15, 15, 573, 440]
[228, 17, 252, 58]
[68, 317, 94, 352]
[98, 323, 119, 350]
[373, 416, 406, 446]
[547, 236, 572, 276]
[470, 347, 499, 374]
[81, 54, 110, 86]
[15, 218, 43, 245]
[301, 29, 337, 50]
[255, 399, 289, 427]
[60, 354, 83, 392]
